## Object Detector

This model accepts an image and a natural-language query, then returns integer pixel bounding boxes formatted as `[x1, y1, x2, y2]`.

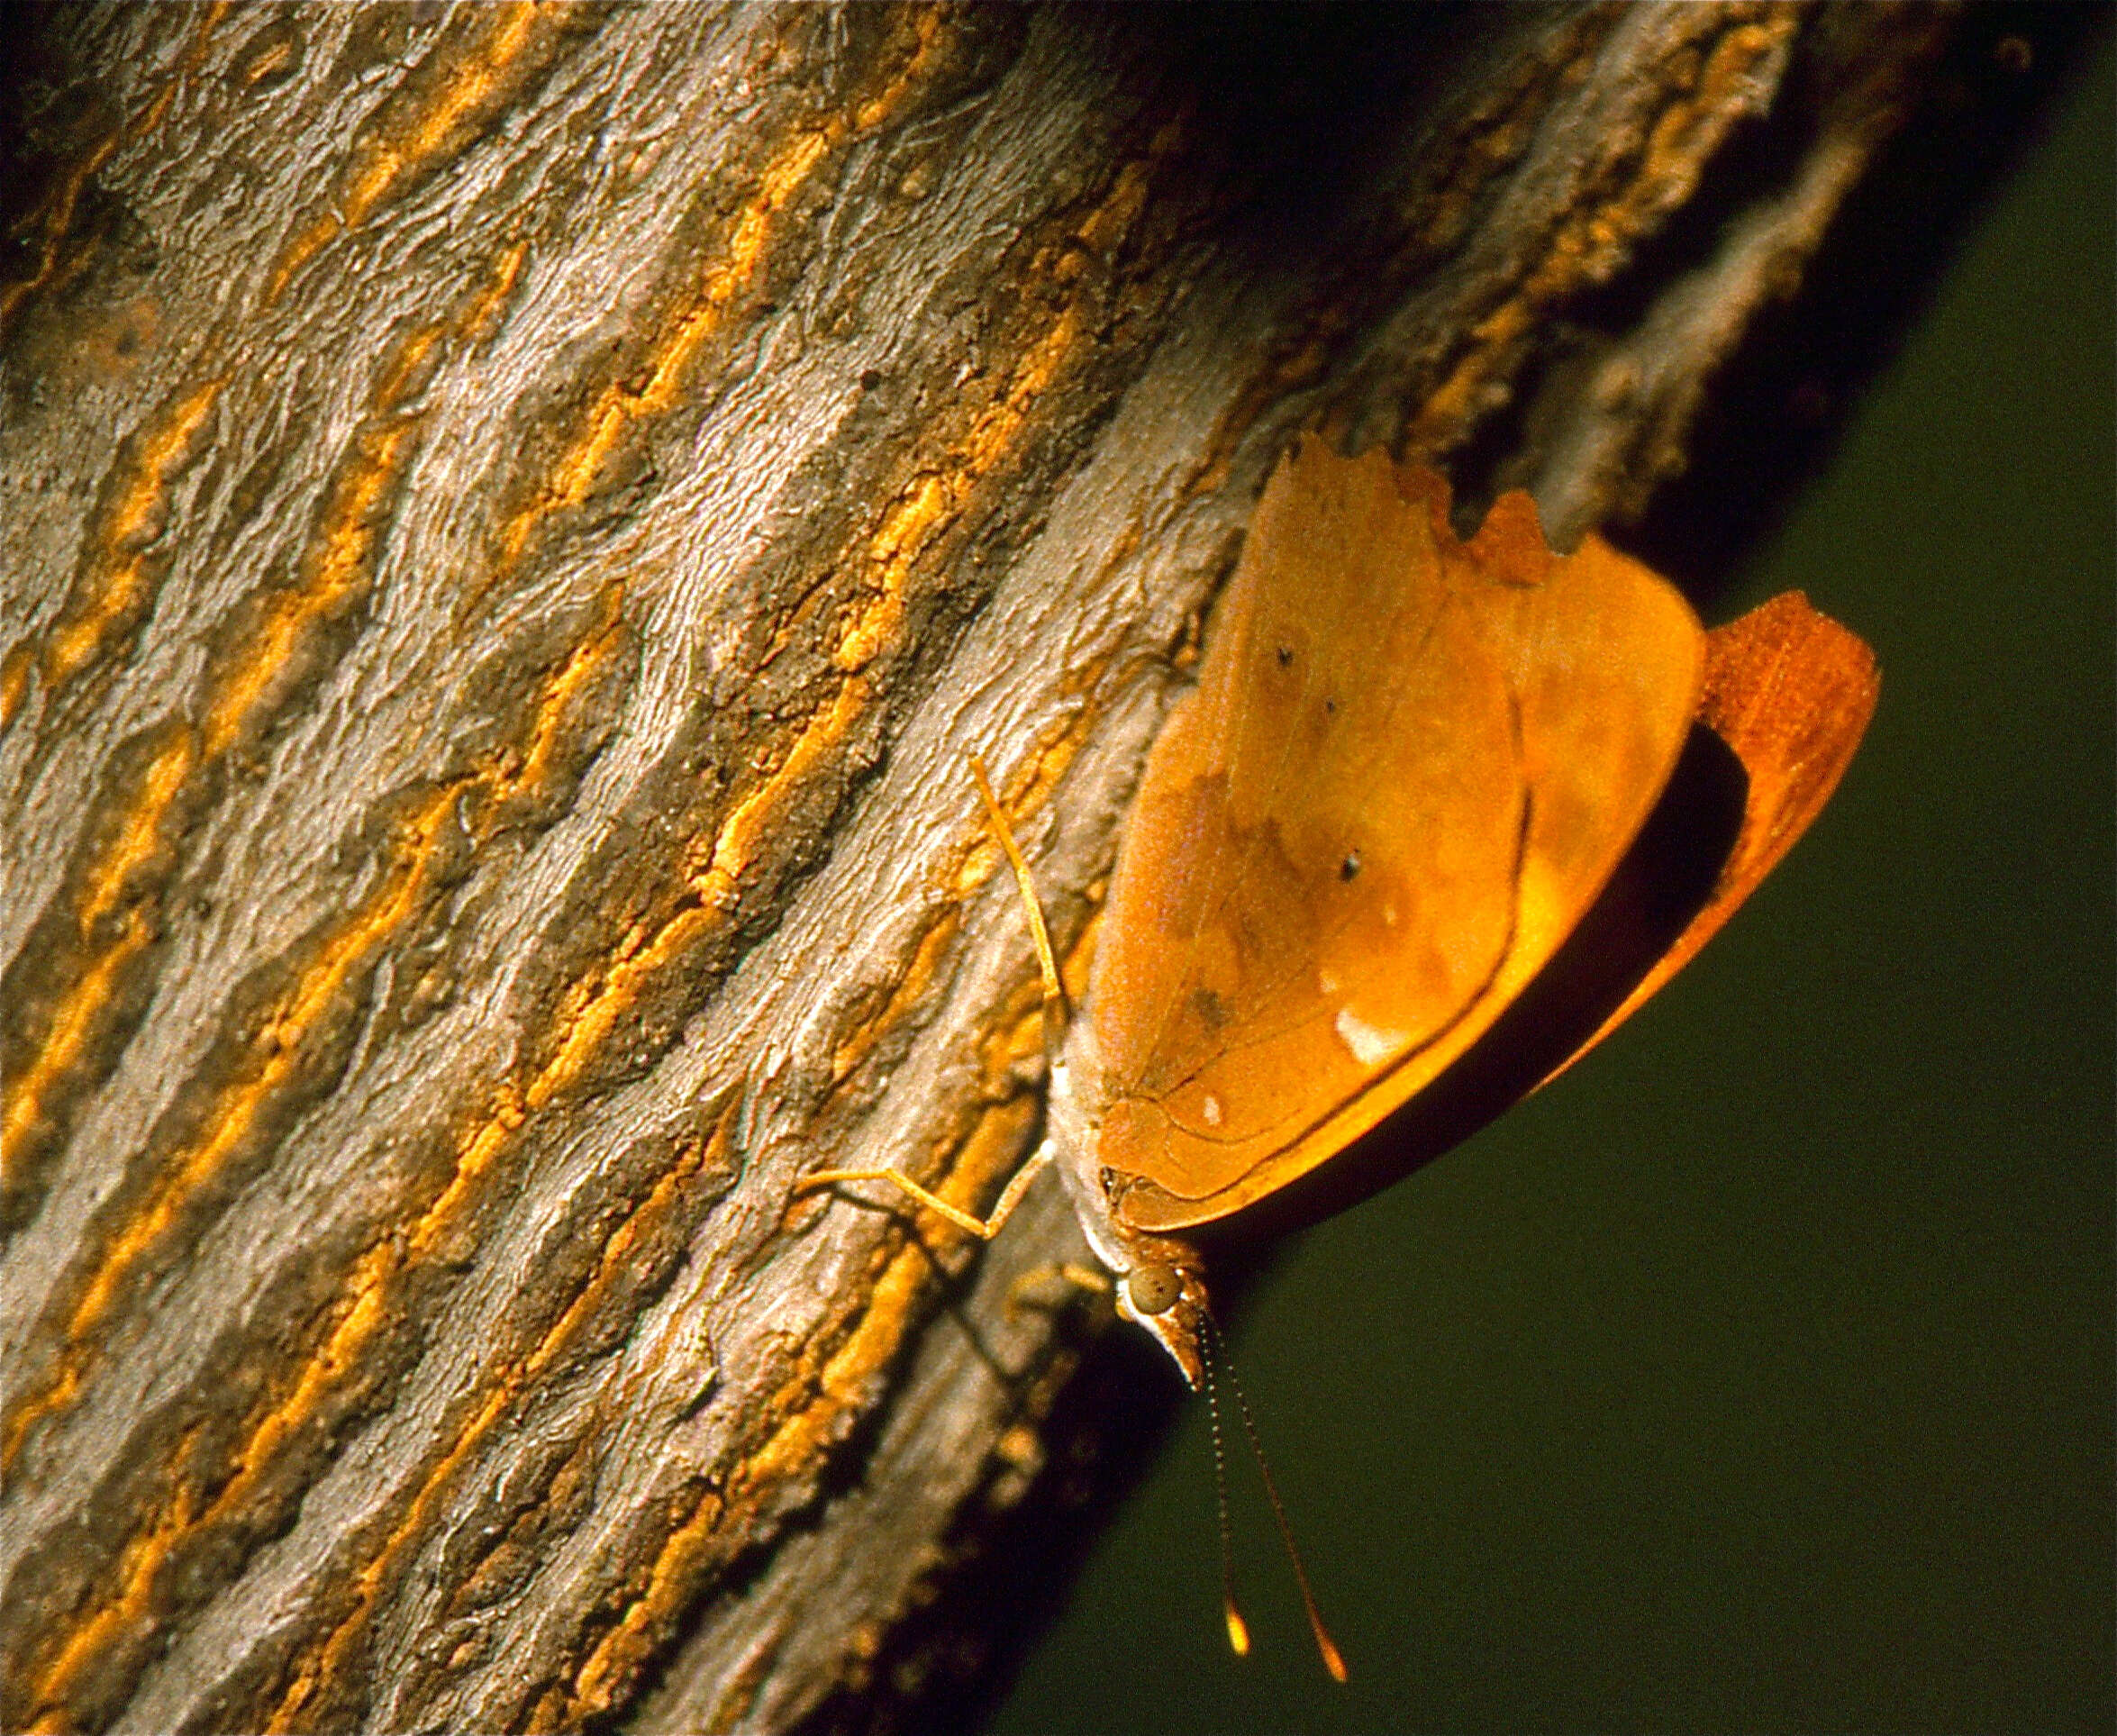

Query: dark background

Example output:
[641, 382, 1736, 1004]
[991, 26, 2114, 1736]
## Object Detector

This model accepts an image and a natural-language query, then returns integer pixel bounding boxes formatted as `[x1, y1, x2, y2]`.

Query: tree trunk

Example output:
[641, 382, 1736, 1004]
[0, 4, 1989, 1731]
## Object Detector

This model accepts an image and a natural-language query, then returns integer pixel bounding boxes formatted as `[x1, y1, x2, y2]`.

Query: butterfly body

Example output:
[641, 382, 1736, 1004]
[806, 438, 1877, 1395]
[1042, 438, 1717, 1383]
[1022, 433, 1883, 1394]
[796, 438, 1876, 1676]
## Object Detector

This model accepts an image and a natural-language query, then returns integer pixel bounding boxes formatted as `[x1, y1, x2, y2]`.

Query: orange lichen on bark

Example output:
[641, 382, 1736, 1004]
[1641, 20, 1789, 192]
[0, 368, 430, 1251]
[522, 668, 872, 1108]
[264, 1104, 740, 1733]
[831, 112, 1186, 683]
[94, 46, 959, 1668]
[204, 418, 425, 751]
[826, 660, 1115, 1097]
[262, 3, 582, 305]
[25, 583, 650, 1712]
[3, 222, 550, 1259]
[4, 406, 420, 1207]
[1409, 10, 1798, 449]
[833, 305, 1086, 677]
[494, 123, 832, 575]
[0, 134, 120, 344]
[15, 509, 828, 1707]
[3, 783, 464, 1477]
[0, 644, 32, 721]
[5, 467, 624, 1512]
[9, 13, 1163, 1726]
[23, 1240, 395, 1733]
[0, 911, 152, 1179]
[830, 908, 964, 1086]
[456, 237, 530, 345]
[346, 5, 547, 215]
[32, 377, 226, 701]
[511, 586, 627, 796]
[492, 8, 943, 578]
[558, 1219, 949, 1723]
[27, 52, 949, 1689]
[548, 1066, 1038, 1728]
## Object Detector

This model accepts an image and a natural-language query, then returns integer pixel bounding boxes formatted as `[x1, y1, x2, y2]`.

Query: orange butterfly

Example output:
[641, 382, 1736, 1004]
[804, 437, 1876, 1668]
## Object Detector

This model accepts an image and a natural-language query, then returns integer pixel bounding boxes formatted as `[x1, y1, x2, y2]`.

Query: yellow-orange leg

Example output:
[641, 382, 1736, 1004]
[795, 754, 1071, 1240]
[797, 1143, 1052, 1241]
[1004, 1259, 1113, 1322]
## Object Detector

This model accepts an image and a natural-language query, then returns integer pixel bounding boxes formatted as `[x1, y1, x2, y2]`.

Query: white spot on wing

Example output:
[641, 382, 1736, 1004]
[1334, 1006, 1400, 1069]
[1202, 1094, 1222, 1127]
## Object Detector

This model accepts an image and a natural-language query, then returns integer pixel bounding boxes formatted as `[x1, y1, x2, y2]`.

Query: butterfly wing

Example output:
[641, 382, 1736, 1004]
[1536, 589, 1879, 1084]
[1091, 440, 1704, 1232]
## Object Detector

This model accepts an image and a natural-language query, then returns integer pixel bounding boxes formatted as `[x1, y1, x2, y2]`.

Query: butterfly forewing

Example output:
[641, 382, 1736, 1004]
[1091, 441, 1706, 1232]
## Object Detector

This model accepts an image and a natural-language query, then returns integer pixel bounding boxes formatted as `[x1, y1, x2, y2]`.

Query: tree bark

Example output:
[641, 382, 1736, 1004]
[0, 4, 1982, 1731]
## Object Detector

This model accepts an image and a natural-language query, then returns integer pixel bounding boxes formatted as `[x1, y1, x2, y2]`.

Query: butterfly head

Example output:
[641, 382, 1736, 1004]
[1042, 1028, 1213, 1385]
[1115, 1249, 1210, 1389]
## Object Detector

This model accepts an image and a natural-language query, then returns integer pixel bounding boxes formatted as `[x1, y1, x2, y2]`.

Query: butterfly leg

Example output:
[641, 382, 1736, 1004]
[797, 757, 1071, 1238]
[968, 753, 1071, 1058]
[798, 1144, 1053, 1240]
[1004, 1259, 1112, 1322]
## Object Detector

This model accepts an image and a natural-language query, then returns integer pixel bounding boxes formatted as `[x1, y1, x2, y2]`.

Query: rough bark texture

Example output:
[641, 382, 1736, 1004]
[0, 4, 1990, 1732]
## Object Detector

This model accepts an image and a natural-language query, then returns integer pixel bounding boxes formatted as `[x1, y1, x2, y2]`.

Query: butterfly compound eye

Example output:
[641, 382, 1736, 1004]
[1127, 1261, 1183, 1316]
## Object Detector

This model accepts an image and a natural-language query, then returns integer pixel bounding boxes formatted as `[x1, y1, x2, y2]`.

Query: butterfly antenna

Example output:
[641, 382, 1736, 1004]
[1203, 1313, 1349, 1682]
[968, 754, 1070, 1056]
[1196, 1327, 1252, 1659]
